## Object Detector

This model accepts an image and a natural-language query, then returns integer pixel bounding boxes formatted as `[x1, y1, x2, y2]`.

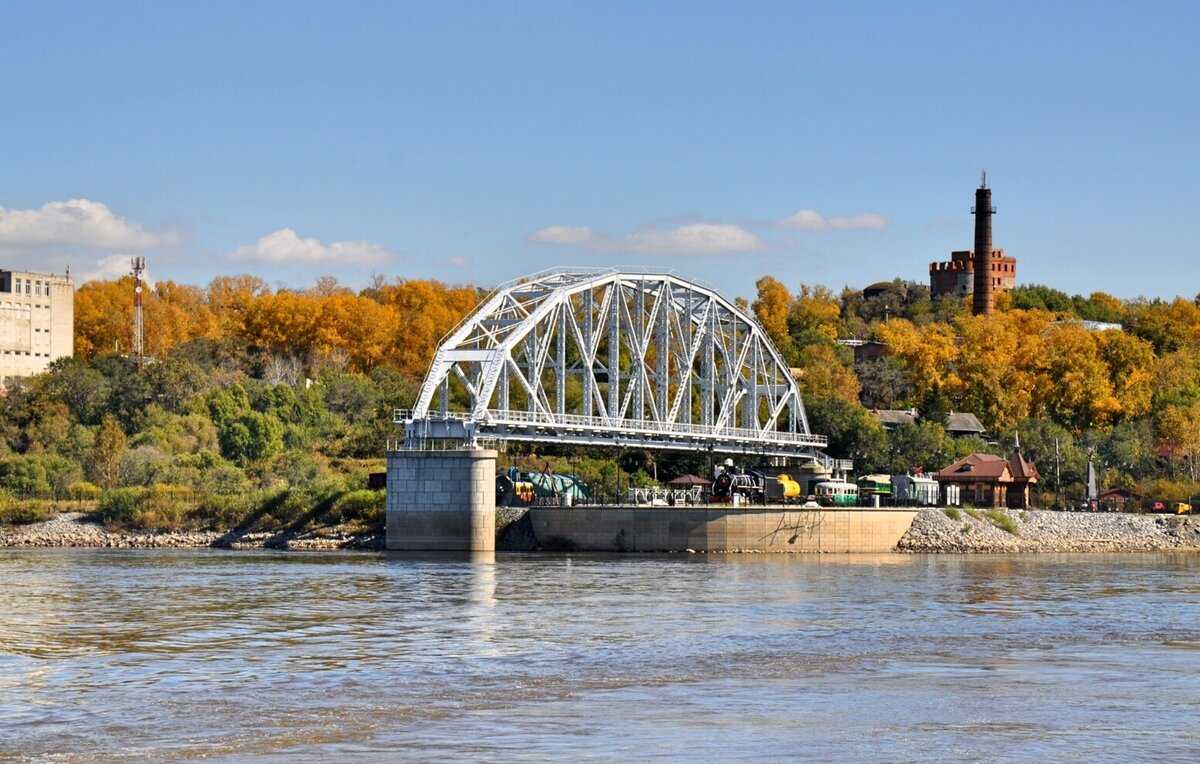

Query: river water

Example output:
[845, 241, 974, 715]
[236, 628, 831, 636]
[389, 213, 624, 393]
[1, 550, 1198, 762]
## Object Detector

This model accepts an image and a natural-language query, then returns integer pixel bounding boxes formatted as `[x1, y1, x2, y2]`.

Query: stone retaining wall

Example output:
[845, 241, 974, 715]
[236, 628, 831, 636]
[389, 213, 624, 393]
[527, 507, 917, 553]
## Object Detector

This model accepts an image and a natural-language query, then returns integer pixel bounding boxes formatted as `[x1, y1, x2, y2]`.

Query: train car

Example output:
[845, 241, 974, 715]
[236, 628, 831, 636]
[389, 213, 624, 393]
[857, 474, 892, 506]
[892, 474, 939, 507]
[711, 468, 765, 504]
[814, 479, 859, 507]
[764, 473, 803, 503]
[496, 467, 589, 507]
[496, 473, 537, 507]
[713, 467, 808, 505]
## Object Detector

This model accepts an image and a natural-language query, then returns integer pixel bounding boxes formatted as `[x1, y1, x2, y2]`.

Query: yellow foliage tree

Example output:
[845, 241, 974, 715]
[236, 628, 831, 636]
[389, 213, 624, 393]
[1096, 329, 1155, 420]
[791, 343, 861, 405]
[876, 318, 961, 401]
[752, 276, 793, 360]
[788, 285, 841, 348]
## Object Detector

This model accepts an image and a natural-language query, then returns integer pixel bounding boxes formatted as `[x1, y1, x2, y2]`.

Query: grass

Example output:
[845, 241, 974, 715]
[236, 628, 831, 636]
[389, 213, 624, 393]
[964, 507, 983, 521]
[943, 507, 961, 521]
[0, 502, 56, 526]
[984, 508, 1019, 535]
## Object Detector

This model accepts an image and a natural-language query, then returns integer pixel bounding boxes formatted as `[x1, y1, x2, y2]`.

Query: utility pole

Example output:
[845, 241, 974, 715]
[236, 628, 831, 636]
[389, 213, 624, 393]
[131, 257, 146, 369]
[1054, 437, 1062, 511]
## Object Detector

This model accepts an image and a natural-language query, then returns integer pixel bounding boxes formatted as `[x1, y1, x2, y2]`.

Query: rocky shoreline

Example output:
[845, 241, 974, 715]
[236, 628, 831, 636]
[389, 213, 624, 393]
[4, 508, 1200, 554]
[0, 512, 383, 551]
[898, 507, 1200, 553]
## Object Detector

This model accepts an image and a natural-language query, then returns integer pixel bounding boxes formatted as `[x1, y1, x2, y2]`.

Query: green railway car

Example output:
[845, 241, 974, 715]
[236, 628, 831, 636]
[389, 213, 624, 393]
[815, 479, 859, 507]
[857, 474, 893, 498]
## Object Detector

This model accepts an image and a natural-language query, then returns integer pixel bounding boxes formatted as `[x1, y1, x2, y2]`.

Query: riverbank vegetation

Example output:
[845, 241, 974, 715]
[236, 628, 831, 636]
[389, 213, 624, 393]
[752, 277, 1200, 505]
[2, 274, 1199, 530]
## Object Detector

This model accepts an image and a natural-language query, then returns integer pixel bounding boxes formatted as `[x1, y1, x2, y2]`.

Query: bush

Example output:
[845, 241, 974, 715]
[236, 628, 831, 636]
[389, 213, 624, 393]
[0, 489, 55, 525]
[984, 508, 1018, 535]
[331, 489, 384, 527]
[0, 502, 54, 526]
[94, 484, 194, 532]
[68, 480, 102, 503]
[943, 507, 961, 520]
[0, 456, 51, 498]
[255, 487, 312, 530]
[136, 485, 193, 531]
[191, 491, 258, 530]
[94, 487, 143, 528]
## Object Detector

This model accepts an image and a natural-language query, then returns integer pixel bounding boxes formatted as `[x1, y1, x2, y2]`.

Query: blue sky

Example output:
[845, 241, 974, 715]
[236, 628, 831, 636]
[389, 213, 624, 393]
[2, 1, 1197, 300]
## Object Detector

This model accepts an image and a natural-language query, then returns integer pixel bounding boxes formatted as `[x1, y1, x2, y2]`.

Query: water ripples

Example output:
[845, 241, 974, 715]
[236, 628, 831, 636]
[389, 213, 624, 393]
[2, 550, 1199, 761]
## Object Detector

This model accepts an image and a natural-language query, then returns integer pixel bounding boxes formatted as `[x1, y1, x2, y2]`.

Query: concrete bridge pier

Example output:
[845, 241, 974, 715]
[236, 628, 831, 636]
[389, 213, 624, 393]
[386, 449, 496, 551]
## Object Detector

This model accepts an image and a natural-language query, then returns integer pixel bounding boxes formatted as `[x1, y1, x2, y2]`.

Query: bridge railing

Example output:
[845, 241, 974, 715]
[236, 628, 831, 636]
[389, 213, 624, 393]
[395, 408, 827, 448]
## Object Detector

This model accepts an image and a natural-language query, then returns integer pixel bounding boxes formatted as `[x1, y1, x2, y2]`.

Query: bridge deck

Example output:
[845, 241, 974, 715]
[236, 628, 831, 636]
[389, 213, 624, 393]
[399, 409, 830, 459]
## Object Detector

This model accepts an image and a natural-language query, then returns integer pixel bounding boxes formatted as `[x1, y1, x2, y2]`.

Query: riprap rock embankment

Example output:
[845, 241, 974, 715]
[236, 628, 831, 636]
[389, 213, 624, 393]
[0, 512, 382, 551]
[899, 508, 1200, 553]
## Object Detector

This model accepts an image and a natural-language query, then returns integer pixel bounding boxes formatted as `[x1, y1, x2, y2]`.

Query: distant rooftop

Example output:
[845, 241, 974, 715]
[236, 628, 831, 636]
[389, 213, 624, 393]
[870, 409, 986, 436]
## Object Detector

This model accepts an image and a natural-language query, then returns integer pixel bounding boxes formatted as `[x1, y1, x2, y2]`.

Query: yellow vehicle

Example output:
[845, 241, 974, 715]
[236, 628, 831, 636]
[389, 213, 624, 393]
[1175, 502, 1192, 515]
[775, 474, 802, 501]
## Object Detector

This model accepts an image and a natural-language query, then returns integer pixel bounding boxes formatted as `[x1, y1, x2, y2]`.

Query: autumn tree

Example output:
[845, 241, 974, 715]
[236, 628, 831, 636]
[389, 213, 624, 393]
[91, 415, 126, 489]
[752, 276, 794, 360]
[1156, 402, 1200, 480]
[787, 285, 841, 350]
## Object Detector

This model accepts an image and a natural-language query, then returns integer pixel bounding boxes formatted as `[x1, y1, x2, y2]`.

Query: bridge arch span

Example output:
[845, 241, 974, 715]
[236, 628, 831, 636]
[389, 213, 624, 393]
[402, 268, 827, 458]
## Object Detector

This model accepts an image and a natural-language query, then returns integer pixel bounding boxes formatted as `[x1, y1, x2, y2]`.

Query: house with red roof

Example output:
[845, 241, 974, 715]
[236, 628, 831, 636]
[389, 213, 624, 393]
[934, 452, 1040, 509]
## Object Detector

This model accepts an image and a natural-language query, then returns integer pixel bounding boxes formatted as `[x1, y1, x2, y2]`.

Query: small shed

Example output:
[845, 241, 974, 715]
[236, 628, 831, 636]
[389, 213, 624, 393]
[1099, 487, 1135, 510]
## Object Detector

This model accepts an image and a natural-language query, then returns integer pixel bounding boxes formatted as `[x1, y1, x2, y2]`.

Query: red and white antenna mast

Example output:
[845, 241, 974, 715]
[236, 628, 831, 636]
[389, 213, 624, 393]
[131, 256, 146, 368]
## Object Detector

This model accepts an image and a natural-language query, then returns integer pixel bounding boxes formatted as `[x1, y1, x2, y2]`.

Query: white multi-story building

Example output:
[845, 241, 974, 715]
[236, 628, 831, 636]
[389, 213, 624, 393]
[0, 269, 74, 387]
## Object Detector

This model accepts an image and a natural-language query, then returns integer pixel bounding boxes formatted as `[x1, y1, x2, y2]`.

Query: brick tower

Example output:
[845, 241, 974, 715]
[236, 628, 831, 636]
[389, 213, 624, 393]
[971, 171, 996, 316]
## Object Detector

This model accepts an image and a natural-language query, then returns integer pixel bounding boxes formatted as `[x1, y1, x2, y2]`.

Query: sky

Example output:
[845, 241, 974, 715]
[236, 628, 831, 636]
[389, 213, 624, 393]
[2, 1, 1198, 301]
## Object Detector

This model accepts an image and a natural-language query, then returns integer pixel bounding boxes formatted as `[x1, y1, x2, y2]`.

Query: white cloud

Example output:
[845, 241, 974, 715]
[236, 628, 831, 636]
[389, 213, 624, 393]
[626, 223, 762, 254]
[529, 222, 762, 255]
[0, 198, 178, 251]
[779, 209, 888, 231]
[779, 209, 828, 231]
[828, 213, 888, 230]
[78, 254, 156, 286]
[529, 225, 594, 245]
[230, 228, 393, 264]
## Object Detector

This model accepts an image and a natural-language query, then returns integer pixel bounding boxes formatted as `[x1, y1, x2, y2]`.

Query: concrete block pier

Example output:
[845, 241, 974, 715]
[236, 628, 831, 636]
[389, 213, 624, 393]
[386, 449, 496, 551]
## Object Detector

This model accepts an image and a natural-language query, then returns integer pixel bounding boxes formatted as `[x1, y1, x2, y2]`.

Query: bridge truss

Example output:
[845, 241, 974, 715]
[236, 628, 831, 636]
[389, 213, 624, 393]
[401, 268, 829, 459]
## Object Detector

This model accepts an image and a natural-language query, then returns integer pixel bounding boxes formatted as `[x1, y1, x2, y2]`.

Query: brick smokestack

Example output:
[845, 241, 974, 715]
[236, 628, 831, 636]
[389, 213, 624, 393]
[971, 171, 995, 316]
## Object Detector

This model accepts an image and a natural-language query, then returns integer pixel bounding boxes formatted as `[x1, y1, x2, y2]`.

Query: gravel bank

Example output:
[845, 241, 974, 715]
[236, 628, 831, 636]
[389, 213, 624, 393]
[0, 512, 383, 551]
[899, 508, 1200, 553]
[9, 509, 1199, 554]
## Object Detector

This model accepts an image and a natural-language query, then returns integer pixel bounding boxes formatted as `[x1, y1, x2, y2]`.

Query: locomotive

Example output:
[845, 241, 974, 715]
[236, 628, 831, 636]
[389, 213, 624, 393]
[710, 461, 805, 505]
[496, 466, 590, 507]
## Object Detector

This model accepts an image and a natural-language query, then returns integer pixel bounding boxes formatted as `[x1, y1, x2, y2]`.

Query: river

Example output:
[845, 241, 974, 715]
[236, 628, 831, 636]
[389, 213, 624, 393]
[1, 550, 1198, 762]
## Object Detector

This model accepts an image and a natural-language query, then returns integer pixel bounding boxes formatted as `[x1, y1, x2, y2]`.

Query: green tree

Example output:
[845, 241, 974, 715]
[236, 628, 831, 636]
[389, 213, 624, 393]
[857, 357, 915, 410]
[218, 411, 284, 465]
[0, 456, 51, 498]
[805, 395, 886, 472]
[91, 415, 127, 490]
[884, 421, 949, 475]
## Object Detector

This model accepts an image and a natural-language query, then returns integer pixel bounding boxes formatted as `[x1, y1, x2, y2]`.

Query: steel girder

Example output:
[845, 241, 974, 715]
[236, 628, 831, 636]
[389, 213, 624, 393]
[403, 268, 828, 458]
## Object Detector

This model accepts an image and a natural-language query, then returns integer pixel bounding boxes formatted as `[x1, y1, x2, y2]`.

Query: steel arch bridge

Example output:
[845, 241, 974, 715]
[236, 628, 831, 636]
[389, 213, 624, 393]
[399, 268, 829, 459]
